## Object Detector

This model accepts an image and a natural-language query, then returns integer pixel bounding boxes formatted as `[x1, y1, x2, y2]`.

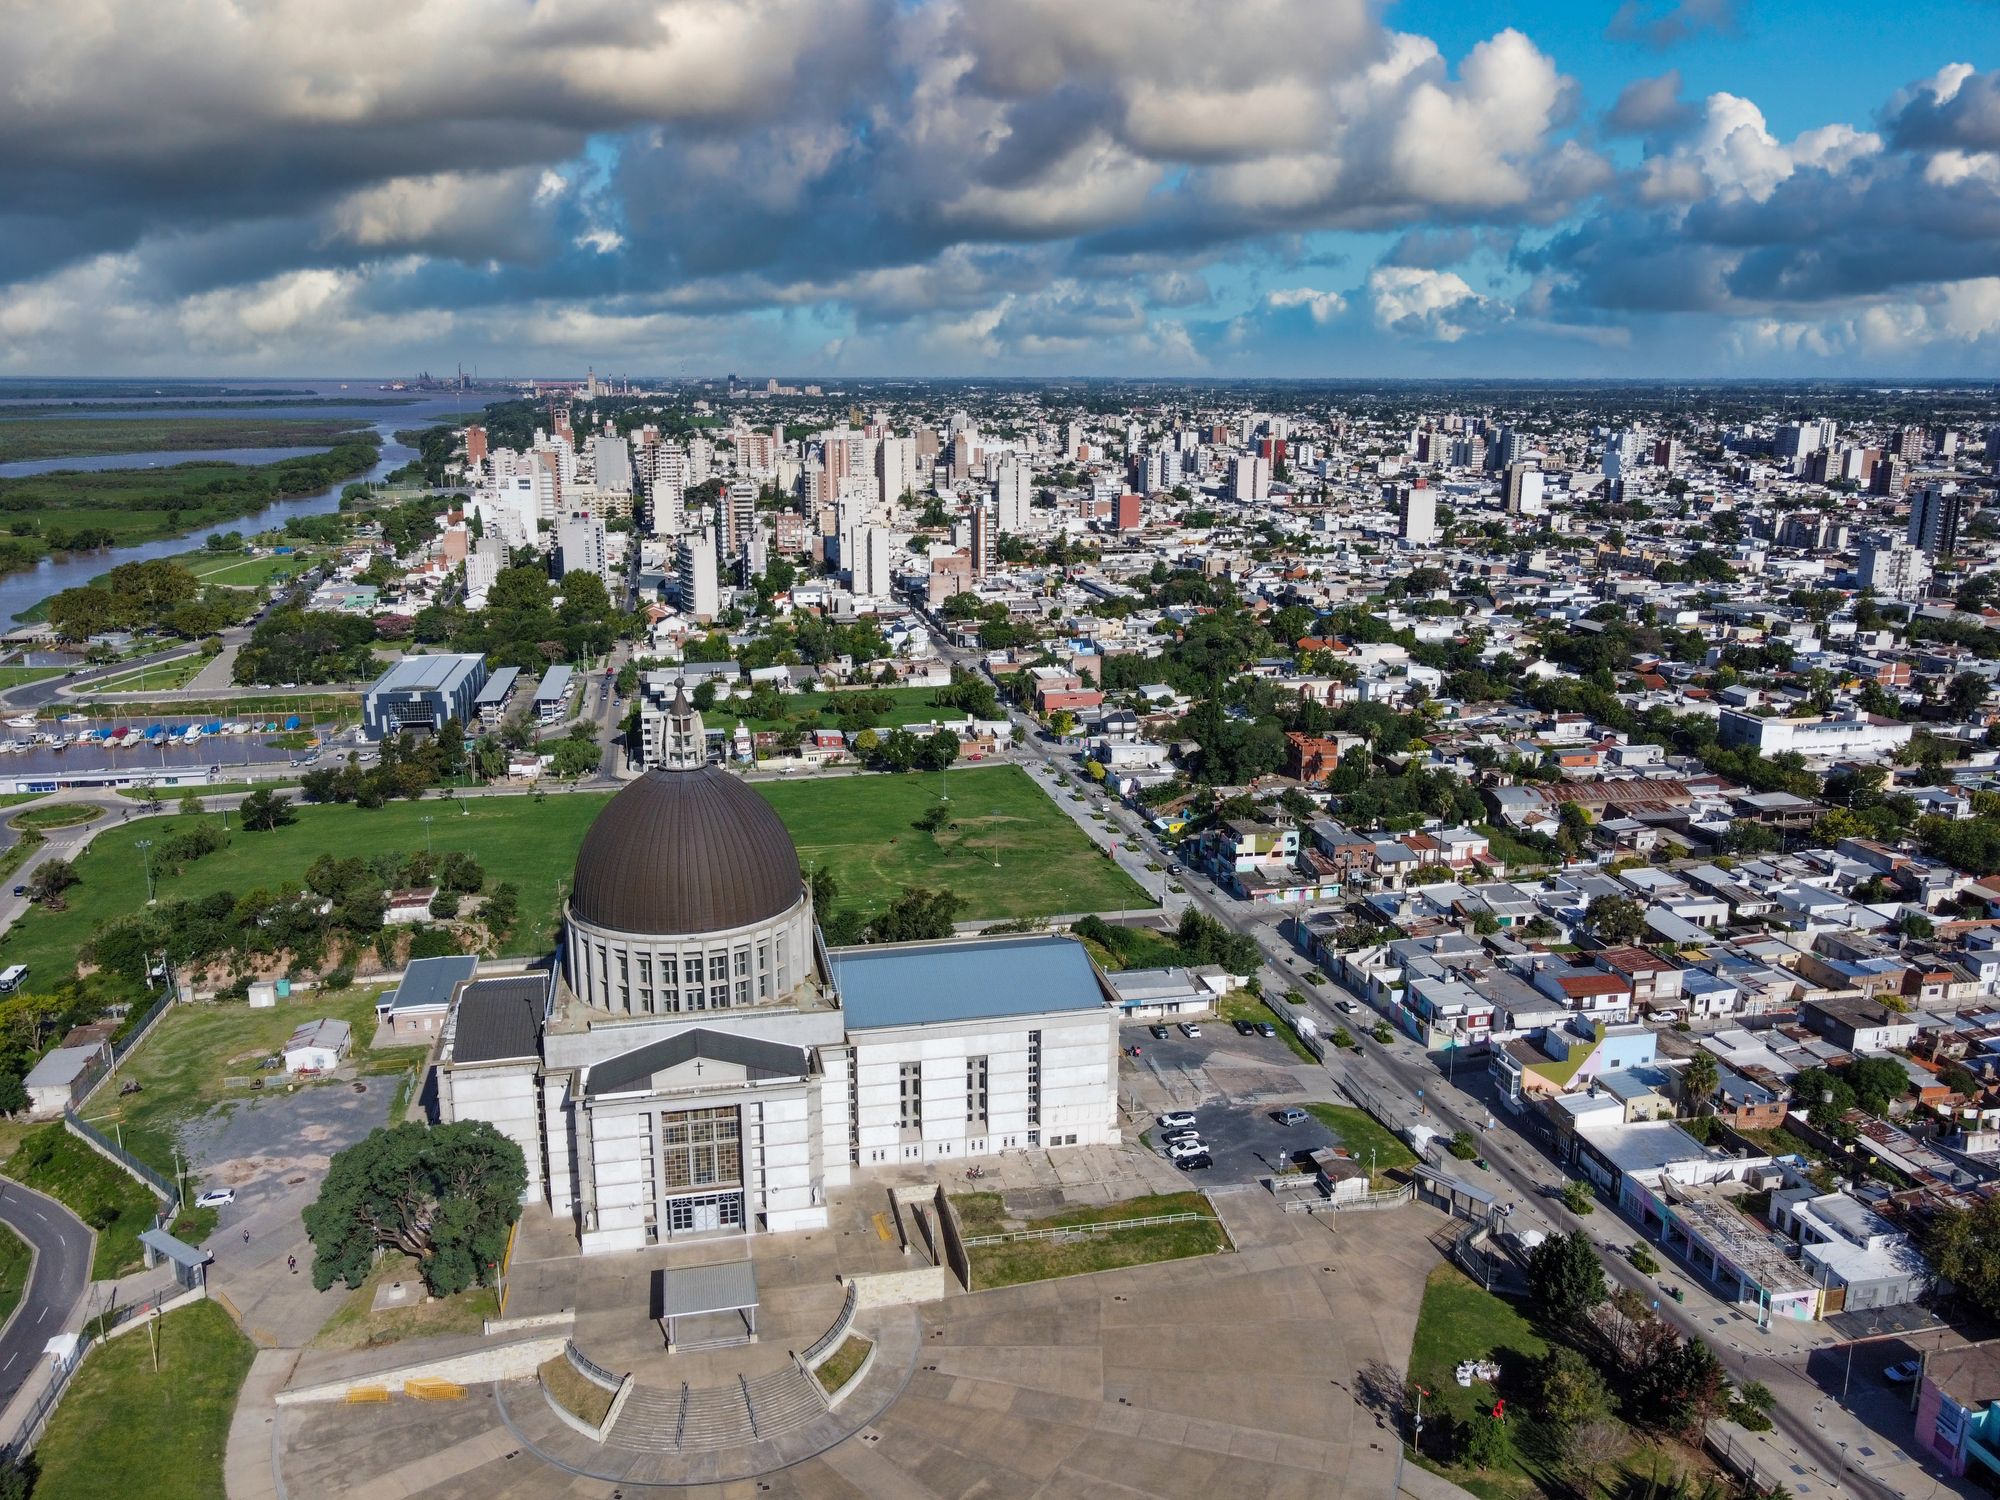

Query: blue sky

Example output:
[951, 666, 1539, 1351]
[0, 0, 1996, 377]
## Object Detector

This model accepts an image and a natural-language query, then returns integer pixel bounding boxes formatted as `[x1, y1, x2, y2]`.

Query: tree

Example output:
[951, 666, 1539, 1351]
[481, 882, 520, 942]
[1683, 1050, 1719, 1115]
[0, 1073, 25, 1116]
[239, 788, 297, 832]
[1527, 1229, 1607, 1322]
[1568, 1416, 1627, 1492]
[26, 858, 78, 909]
[1530, 1345, 1610, 1430]
[1560, 1177, 1596, 1216]
[302, 1120, 526, 1296]
[1899, 912, 1936, 942]
[1846, 1055, 1911, 1115]
[1049, 709, 1077, 739]
[1585, 894, 1646, 945]
[866, 886, 963, 943]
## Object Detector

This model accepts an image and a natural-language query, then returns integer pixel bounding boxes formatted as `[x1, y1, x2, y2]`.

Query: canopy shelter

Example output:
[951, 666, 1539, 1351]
[139, 1227, 211, 1290]
[651, 1259, 759, 1351]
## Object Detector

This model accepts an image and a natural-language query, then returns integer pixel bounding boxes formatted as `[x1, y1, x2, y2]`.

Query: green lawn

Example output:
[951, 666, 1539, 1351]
[5, 767, 1149, 996]
[10, 802, 103, 832]
[32, 1298, 254, 1500]
[814, 1335, 872, 1394]
[2, 1125, 162, 1278]
[1407, 1265, 1551, 1500]
[1477, 824, 1551, 871]
[967, 1191, 1228, 1289]
[82, 988, 426, 1183]
[1305, 1103, 1418, 1184]
[0, 1221, 29, 1331]
[1217, 992, 1319, 1062]
[758, 765, 1149, 921]
[1075, 921, 1184, 971]
[0, 665, 65, 688]
[178, 549, 318, 588]
[311, 1249, 499, 1351]
[86, 654, 214, 693]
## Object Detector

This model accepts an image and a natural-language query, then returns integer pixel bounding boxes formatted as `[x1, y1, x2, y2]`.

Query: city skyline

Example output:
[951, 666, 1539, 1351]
[3, 0, 1998, 377]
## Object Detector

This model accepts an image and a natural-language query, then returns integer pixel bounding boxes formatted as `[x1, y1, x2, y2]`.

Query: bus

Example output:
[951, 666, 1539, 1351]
[0, 966, 28, 994]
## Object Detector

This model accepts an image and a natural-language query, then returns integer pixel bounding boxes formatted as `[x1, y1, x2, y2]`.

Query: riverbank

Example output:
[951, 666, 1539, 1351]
[0, 433, 380, 616]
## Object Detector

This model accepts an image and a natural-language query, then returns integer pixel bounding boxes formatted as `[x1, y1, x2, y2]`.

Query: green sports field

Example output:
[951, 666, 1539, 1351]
[2, 765, 1148, 992]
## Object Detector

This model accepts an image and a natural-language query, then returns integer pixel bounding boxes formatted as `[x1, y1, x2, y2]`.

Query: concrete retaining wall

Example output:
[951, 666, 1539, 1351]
[823, 1340, 877, 1410]
[845, 1265, 949, 1310]
[483, 1310, 575, 1337]
[275, 1333, 568, 1405]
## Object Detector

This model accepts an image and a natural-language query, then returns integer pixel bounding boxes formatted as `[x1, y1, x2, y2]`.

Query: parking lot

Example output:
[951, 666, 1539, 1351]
[1123, 1020, 1335, 1186]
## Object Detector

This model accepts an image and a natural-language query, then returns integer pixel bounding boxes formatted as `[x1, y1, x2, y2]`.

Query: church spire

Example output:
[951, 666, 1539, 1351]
[664, 677, 706, 770]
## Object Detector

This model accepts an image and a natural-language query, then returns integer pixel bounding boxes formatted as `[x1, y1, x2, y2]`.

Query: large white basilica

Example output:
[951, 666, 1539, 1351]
[432, 685, 1120, 1252]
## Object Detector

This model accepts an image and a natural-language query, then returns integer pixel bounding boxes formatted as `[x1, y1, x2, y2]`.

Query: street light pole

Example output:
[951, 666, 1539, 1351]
[135, 839, 155, 902]
[421, 814, 434, 854]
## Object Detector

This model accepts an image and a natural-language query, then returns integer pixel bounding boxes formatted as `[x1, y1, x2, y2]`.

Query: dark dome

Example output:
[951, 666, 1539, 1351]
[569, 767, 802, 935]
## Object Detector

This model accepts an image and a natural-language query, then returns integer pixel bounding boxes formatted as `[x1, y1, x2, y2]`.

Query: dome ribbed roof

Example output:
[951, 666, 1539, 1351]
[569, 767, 801, 936]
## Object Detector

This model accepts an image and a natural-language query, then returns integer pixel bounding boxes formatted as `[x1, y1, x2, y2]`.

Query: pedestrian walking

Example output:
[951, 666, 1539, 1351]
[242, 1229, 250, 1244]
[288, 1255, 296, 1274]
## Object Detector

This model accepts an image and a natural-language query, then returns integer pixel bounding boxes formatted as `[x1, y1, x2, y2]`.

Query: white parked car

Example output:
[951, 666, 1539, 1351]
[1178, 1021, 1202, 1038]
[194, 1188, 235, 1208]
[1167, 1137, 1209, 1159]
[1158, 1111, 1197, 1131]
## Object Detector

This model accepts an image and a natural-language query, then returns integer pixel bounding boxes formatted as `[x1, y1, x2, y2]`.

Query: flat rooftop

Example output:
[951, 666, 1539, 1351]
[832, 934, 1108, 1030]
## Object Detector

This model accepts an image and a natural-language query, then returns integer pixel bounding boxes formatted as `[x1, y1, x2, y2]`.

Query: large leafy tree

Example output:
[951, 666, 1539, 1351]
[304, 1121, 526, 1296]
[1924, 1195, 2000, 1320]
[1526, 1230, 1607, 1322]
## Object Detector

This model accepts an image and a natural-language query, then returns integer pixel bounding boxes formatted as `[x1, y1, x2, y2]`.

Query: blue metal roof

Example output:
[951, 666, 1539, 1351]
[833, 935, 1107, 1030]
[384, 955, 478, 1014]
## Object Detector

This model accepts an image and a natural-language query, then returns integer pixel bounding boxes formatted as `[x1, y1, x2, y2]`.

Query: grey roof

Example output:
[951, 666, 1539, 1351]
[368, 653, 485, 696]
[834, 935, 1108, 1030]
[473, 666, 521, 705]
[23, 1045, 97, 1089]
[569, 767, 801, 936]
[138, 1228, 209, 1269]
[386, 955, 477, 1014]
[451, 977, 546, 1065]
[654, 1259, 757, 1320]
[533, 664, 574, 703]
[583, 1027, 810, 1097]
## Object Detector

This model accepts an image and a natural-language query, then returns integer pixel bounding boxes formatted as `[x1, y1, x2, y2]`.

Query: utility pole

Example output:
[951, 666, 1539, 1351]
[135, 839, 155, 902]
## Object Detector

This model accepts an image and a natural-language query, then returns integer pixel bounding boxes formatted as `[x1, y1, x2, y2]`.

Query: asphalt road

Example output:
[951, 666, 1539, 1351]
[0, 1179, 90, 1413]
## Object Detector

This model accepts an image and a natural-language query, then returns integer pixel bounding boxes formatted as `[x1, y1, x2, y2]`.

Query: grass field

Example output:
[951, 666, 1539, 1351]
[714, 685, 967, 733]
[1218, 991, 1316, 1062]
[757, 766, 1149, 921]
[311, 1249, 499, 1351]
[178, 548, 320, 588]
[32, 1298, 254, 1500]
[81, 989, 426, 1181]
[0, 665, 65, 688]
[1407, 1265, 1551, 1500]
[965, 1191, 1229, 1289]
[815, 1335, 872, 1394]
[2, 1125, 162, 1278]
[5, 767, 1148, 995]
[86, 653, 214, 693]
[0, 1221, 29, 1331]
[0, 416, 359, 465]
[1305, 1103, 1418, 1185]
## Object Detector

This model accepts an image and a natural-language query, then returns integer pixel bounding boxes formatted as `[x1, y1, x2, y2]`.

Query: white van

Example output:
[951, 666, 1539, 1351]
[0, 965, 28, 993]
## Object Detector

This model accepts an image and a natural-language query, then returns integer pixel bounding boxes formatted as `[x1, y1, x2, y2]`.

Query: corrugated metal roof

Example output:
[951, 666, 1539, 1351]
[451, 977, 545, 1064]
[388, 955, 478, 1014]
[835, 935, 1107, 1030]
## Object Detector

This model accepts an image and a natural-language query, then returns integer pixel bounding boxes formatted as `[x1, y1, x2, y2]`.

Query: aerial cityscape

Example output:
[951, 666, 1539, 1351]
[0, 4, 1997, 1500]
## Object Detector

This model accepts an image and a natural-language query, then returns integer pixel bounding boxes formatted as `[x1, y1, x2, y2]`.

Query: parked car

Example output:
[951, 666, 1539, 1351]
[1158, 1111, 1197, 1130]
[9, 885, 23, 897]
[1335, 1000, 1356, 1014]
[195, 1188, 235, 1208]
[1167, 1137, 1209, 1160]
[1232, 1018, 1256, 1036]
[1884, 1360, 1921, 1385]
[1175, 1152, 1214, 1171]
[1255, 1022, 1277, 1039]
[1160, 1128, 1202, 1147]
[1275, 1107, 1309, 1127]
[1178, 1021, 1202, 1038]
[1148, 1024, 1169, 1040]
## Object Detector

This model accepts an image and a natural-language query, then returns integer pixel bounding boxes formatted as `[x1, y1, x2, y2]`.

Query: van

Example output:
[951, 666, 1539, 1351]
[1276, 1107, 1309, 1127]
[0, 965, 27, 993]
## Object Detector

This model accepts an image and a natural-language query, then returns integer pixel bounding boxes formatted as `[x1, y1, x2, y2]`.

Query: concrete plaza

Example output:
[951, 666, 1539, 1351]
[268, 1177, 1442, 1498]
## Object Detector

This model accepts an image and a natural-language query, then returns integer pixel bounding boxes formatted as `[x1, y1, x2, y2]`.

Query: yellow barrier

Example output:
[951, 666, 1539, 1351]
[404, 1379, 466, 1401]
[343, 1386, 391, 1404]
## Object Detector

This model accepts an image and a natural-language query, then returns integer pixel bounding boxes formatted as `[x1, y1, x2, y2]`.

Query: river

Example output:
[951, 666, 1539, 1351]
[0, 384, 482, 622]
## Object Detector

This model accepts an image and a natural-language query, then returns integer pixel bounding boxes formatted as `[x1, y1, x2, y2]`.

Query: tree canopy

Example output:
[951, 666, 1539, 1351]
[303, 1120, 526, 1296]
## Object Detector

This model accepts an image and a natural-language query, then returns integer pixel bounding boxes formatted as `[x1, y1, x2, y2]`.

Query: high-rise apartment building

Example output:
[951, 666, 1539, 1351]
[675, 527, 720, 622]
[1397, 480, 1438, 545]
[1503, 462, 1545, 516]
[1909, 482, 1965, 560]
[995, 459, 1031, 532]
